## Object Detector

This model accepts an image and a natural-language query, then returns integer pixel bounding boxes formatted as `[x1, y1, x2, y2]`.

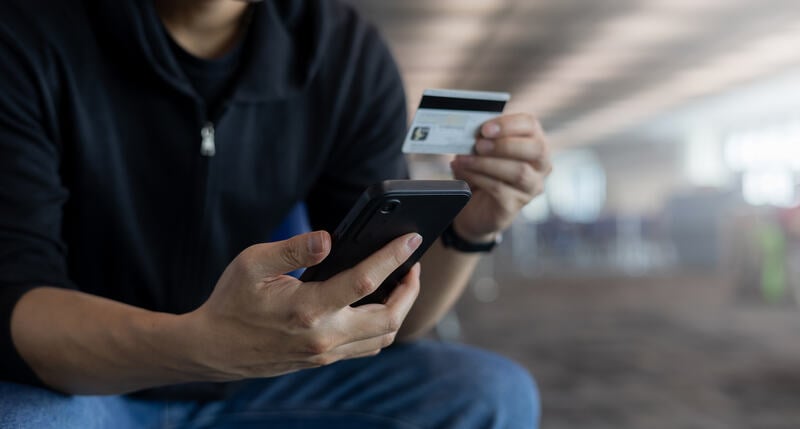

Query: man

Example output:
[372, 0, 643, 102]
[0, 0, 552, 427]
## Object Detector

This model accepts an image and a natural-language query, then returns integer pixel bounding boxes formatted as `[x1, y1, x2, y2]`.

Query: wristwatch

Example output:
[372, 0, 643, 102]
[440, 224, 500, 253]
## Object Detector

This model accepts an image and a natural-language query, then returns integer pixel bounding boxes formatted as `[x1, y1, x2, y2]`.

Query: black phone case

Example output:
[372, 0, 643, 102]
[300, 180, 471, 306]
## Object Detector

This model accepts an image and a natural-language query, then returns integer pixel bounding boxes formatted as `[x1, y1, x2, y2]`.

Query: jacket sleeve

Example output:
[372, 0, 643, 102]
[0, 21, 74, 386]
[306, 19, 410, 233]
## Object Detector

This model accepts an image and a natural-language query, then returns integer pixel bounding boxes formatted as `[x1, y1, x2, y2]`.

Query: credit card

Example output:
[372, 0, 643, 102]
[402, 89, 510, 155]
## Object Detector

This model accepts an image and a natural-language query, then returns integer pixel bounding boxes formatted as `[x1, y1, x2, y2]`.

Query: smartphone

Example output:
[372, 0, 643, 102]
[300, 179, 471, 306]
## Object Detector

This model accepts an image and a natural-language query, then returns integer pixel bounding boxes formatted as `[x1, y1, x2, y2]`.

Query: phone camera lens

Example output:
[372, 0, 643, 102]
[379, 199, 401, 214]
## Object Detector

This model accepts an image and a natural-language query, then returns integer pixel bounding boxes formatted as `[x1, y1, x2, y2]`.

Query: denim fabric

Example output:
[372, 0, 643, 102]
[0, 341, 539, 428]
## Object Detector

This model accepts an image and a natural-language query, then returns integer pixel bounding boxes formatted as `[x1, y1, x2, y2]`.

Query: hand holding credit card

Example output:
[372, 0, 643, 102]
[402, 89, 510, 155]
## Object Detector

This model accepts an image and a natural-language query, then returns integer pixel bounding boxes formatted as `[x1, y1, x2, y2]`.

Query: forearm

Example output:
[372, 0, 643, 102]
[398, 239, 480, 340]
[406, 109, 551, 339]
[10, 287, 214, 395]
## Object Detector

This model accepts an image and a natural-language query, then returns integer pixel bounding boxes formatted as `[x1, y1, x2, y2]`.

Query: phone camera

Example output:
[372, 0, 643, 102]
[379, 199, 401, 214]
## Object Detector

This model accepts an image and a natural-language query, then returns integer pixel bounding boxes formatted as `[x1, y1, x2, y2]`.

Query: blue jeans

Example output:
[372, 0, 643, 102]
[0, 340, 539, 428]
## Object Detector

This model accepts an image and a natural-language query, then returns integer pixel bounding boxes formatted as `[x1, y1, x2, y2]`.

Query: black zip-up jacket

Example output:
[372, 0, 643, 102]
[0, 0, 408, 390]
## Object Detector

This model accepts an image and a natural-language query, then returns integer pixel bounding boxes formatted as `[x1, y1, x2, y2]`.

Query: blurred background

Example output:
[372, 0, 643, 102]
[344, 0, 800, 427]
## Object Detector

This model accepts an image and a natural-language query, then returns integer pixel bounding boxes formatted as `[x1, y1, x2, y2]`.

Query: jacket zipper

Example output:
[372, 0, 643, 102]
[200, 122, 216, 157]
[185, 103, 228, 306]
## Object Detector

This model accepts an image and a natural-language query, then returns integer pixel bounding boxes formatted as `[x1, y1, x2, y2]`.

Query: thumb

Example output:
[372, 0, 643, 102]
[253, 230, 331, 276]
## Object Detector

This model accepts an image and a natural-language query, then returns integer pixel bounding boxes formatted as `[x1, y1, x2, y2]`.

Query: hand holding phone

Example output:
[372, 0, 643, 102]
[300, 180, 471, 306]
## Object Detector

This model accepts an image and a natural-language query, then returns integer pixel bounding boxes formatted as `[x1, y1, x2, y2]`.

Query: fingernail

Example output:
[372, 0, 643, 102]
[406, 234, 422, 252]
[307, 232, 325, 254]
[476, 139, 494, 154]
[482, 123, 501, 138]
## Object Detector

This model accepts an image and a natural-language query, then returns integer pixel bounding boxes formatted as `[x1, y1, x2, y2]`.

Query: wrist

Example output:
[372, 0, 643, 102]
[132, 310, 234, 384]
[159, 310, 242, 383]
[451, 222, 497, 244]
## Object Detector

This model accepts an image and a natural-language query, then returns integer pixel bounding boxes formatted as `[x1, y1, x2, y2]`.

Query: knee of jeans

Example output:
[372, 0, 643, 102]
[0, 382, 78, 427]
[0, 382, 123, 428]
[469, 351, 540, 426]
[426, 344, 540, 428]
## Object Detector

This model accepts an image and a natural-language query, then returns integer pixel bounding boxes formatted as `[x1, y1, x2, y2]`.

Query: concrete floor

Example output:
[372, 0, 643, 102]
[456, 273, 800, 429]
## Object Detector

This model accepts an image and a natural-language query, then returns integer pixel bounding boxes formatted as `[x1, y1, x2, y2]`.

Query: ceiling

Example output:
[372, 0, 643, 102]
[343, 0, 800, 147]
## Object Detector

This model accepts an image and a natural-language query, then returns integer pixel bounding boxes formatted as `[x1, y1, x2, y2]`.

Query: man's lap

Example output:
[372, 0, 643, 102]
[0, 340, 539, 429]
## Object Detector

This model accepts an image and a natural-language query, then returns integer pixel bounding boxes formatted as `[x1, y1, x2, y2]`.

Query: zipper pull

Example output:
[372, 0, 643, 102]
[200, 122, 216, 157]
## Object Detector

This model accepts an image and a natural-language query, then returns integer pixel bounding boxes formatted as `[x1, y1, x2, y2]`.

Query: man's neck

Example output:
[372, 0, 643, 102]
[154, 0, 251, 59]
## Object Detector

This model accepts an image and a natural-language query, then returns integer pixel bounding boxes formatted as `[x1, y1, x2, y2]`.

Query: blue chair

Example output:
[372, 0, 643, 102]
[268, 202, 311, 278]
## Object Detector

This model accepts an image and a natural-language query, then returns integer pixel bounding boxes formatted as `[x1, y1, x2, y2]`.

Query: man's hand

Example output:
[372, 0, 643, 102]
[450, 113, 552, 243]
[185, 230, 422, 381]
[399, 113, 550, 339]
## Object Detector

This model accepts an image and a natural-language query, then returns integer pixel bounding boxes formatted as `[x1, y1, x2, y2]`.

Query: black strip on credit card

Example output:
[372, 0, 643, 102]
[419, 95, 506, 112]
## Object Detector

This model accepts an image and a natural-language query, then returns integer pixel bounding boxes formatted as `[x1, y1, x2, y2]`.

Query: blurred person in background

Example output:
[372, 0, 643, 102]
[0, 0, 552, 428]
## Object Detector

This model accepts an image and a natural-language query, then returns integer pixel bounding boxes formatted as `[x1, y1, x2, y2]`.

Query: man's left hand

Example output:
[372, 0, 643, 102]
[450, 113, 552, 243]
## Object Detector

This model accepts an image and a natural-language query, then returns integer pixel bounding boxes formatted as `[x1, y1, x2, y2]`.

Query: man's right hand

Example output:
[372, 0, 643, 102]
[10, 230, 421, 394]
[183, 230, 423, 381]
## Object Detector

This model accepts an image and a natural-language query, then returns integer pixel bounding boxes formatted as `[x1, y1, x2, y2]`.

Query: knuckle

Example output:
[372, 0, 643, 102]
[280, 242, 304, 267]
[385, 313, 403, 333]
[353, 272, 378, 296]
[516, 163, 533, 186]
[391, 245, 409, 266]
[305, 334, 334, 355]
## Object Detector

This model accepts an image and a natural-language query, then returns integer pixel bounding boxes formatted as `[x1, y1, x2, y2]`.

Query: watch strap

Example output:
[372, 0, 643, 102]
[440, 224, 498, 253]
